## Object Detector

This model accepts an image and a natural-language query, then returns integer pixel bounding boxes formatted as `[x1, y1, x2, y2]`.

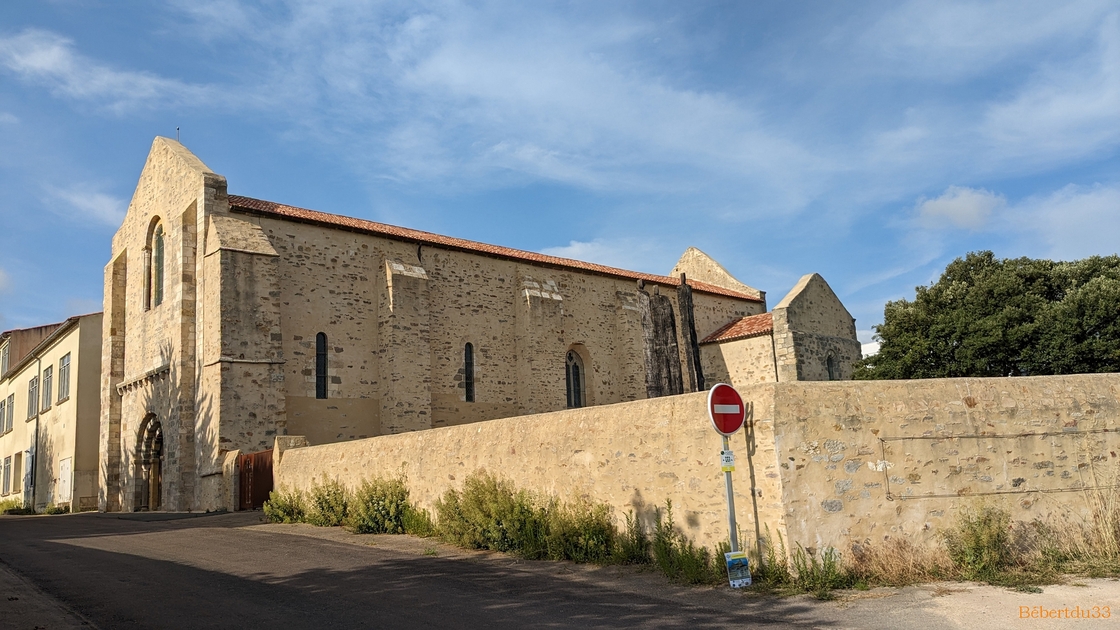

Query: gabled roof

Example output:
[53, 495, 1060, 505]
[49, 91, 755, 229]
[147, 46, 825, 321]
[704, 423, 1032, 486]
[701, 312, 773, 344]
[227, 195, 763, 303]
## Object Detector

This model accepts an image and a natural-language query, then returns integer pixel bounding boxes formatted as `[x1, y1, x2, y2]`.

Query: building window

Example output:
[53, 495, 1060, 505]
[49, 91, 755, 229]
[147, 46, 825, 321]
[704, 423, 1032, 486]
[826, 354, 837, 381]
[0, 398, 5, 434]
[0, 343, 8, 375]
[2, 456, 9, 496]
[27, 376, 38, 419]
[152, 223, 165, 307]
[58, 353, 71, 401]
[315, 332, 328, 399]
[5, 395, 12, 432]
[464, 343, 475, 403]
[565, 350, 584, 409]
[11, 452, 20, 493]
[41, 366, 53, 411]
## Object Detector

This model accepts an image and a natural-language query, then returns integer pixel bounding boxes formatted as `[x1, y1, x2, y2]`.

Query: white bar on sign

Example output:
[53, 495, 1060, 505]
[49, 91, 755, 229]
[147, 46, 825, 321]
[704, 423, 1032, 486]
[714, 404, 740, 414]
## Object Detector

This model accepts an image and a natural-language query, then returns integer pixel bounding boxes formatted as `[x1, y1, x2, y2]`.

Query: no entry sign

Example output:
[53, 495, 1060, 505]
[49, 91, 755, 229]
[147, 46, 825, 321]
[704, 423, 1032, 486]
[707, 383, 745, 436]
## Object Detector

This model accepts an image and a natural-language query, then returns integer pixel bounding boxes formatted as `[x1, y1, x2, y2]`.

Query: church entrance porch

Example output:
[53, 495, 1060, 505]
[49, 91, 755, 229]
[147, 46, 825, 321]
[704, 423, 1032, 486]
[135, 416, 163, 511]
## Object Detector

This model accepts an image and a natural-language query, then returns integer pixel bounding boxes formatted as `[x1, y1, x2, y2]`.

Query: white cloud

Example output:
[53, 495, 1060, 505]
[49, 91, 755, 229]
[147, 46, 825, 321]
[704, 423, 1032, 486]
[0, 28, 217, 112]
[861, 341, 880, 357]
[1014, 184, 1120, 259]
[540, 238, 667, 274]
[0, 112, 17, 124]
[45, 186, 126, 226]
[917, 185, 1006, 230]
[0, 268, 10, 293]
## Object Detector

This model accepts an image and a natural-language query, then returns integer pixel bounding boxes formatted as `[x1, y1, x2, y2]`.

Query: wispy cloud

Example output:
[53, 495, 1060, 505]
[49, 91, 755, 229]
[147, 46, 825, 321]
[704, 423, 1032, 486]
[540, 237, 669, 275]
[0, 112, 17, 124]
[0, 268, 10, 293]
[1012, 184, 1120, 259]
[0, 28, 218, 112]
[44, 185, 126, 225]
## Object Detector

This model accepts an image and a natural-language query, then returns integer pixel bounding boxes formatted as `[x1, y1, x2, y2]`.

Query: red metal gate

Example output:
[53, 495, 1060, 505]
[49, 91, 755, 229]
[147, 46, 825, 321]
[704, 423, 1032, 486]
[238, 449, 274, 510]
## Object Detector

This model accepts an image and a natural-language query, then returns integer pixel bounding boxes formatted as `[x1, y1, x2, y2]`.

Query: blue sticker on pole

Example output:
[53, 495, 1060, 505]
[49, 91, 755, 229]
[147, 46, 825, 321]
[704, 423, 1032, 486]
[725, 551, 751, 588]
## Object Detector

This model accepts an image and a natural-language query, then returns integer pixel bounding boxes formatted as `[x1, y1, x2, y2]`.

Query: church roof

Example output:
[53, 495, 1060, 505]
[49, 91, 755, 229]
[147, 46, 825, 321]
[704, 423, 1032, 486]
[700, 312, 773, 344]
[228, 195, 763, 302]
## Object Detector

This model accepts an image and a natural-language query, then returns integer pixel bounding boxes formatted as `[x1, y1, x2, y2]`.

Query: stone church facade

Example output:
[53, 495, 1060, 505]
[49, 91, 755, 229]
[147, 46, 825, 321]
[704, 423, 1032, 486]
[99, 138, 859, 512]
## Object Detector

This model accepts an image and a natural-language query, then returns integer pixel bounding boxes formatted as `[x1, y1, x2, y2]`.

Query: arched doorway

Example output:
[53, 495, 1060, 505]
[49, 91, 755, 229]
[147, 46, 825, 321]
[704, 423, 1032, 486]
[137, 416, 164, 511]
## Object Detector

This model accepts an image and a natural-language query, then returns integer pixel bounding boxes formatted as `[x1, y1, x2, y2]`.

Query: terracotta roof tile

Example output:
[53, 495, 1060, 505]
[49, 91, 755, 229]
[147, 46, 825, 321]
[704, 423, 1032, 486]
[701, 312, 773, 344]
[227, 195, 763, 302]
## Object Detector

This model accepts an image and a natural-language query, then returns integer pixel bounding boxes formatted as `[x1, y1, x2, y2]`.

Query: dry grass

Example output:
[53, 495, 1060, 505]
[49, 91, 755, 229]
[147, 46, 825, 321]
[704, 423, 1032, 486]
[848, 537, 957, 586]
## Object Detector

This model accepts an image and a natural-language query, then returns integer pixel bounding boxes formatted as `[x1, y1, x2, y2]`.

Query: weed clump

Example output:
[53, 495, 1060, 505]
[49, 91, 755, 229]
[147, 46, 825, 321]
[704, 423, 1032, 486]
[650, 500, 723, 585]
[347, 477, 410, 534]
[306, 478, 349, 527]
[263, 488, 306, 524]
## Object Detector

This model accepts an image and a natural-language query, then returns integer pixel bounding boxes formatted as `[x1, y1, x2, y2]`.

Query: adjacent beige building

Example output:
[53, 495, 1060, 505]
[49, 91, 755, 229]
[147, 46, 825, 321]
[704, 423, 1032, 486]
[99, 137, 860, 512]
[0, 314, 103, 511]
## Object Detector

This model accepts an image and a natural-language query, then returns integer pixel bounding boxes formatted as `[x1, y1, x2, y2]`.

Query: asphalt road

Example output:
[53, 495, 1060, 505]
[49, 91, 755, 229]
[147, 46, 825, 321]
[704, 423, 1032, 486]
[0, 511, 816, 629]
[6, 512, 1120, 630]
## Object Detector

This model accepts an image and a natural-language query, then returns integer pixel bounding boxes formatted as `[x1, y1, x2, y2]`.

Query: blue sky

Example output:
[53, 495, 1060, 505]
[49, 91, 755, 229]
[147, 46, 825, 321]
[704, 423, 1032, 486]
[1, 1, 1118, 354]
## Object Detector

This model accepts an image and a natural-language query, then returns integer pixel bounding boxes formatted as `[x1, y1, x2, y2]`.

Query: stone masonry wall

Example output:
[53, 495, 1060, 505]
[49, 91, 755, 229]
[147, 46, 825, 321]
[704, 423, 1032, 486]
[275, 391, 788, 553]
[276, 373, 1120, 557]
[772, 274, 861, 382]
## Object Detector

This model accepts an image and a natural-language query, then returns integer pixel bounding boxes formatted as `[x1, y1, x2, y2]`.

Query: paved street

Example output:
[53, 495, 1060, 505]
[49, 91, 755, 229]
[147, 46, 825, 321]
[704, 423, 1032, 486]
[3, 511, 1120, 629]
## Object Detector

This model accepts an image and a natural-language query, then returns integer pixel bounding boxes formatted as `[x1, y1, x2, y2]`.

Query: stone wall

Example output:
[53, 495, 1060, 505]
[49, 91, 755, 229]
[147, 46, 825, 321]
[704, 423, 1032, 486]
[275, 373, 1120, 556]
[275, 391, 787, 552]
[768, 374, 1120, 551]
[702, 334, 777, 388]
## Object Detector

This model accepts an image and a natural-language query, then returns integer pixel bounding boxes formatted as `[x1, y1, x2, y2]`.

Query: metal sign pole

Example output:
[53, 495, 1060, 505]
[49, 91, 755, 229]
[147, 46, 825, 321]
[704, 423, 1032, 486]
[723, 435, 739, 553]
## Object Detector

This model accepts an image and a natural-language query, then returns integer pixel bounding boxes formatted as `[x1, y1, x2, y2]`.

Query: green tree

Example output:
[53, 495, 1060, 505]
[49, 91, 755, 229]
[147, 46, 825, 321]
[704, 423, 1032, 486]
[856, 251, 1120, 379]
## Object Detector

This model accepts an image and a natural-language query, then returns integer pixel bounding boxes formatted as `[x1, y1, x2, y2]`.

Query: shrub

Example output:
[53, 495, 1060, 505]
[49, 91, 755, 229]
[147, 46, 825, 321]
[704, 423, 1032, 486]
[347, 477, 409, 534]
[403, 505, 437, 537]
[651, 500, 723, 585]
[435, 471, 548, 556]
[0, 497, 28, 515]
[612, 510, 651, 565]
[263, 488, 306, 524]
[544, 499, 615, 563]
[791, 545, 852, 598]
[44, 504, 70, 515]
[306, 478, 349, 527]
[942, 505, 1014, 581]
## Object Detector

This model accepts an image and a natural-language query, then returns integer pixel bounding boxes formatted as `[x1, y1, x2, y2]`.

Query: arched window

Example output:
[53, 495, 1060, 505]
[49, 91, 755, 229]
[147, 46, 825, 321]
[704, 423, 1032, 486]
[152, 223, 165, 307]
[315, 332, 328, 399]
[464, 343, 475, 403]
[565, 350, 584, 409]
[826, 354, 837, 381]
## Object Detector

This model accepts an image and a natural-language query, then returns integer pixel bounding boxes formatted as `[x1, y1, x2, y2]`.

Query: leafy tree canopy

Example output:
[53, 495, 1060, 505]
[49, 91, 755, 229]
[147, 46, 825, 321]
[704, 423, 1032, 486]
[855, 251, 1120, 379]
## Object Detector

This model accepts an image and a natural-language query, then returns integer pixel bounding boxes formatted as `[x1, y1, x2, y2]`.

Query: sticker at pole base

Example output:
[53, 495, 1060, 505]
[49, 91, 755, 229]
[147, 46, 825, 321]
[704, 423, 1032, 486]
[720, 449, 735, 472]
[725, 551, 751, 588]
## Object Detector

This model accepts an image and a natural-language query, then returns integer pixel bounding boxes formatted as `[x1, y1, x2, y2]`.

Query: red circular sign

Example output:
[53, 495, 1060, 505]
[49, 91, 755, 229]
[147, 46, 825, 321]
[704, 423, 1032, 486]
[708, 383, 745, 436]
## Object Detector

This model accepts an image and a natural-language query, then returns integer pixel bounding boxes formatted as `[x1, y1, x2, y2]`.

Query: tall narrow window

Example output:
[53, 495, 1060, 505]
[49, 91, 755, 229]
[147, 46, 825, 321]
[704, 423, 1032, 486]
[565, 351, 584, 409]
[152, 224, 165, 307]
[57, 354, 71, 401]
[27, 376, 38, 419]
[464, 343, 475, 403]
[5, 394, 13, 432]
[2, 456, 10, 496]
[0, 398, 6, 433]
[11, 453, 20, 493]
[41, 366, 52, 411]
[826, 355, 837, 381]
[0, 343, 8, 375]
[315, 332, 328, 399]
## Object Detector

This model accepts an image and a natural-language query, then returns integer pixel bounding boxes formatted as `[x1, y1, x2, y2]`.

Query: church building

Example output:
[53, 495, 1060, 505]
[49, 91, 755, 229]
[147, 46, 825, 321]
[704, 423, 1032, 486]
[99, 138, 859, 512]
